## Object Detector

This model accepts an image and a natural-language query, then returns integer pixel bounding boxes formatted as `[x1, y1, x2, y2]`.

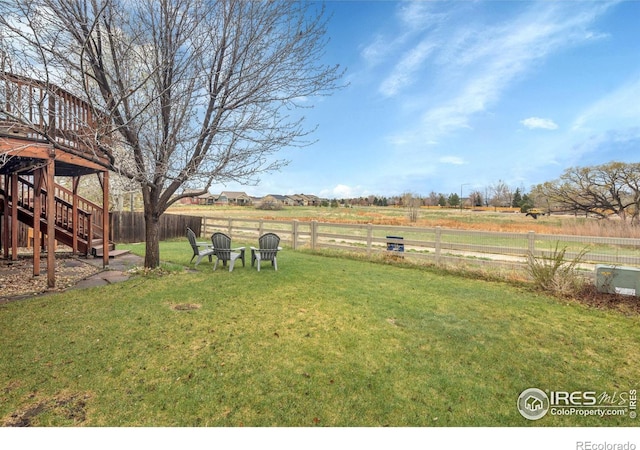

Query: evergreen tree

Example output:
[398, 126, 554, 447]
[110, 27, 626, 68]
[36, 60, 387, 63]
[512, 188, 523, 208]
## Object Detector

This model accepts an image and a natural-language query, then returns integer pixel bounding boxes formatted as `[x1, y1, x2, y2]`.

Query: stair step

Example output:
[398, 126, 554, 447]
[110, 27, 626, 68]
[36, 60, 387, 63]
[110, 249, 130, 258]
[93, 248, 130, 259]
[92, 243, 117, 257]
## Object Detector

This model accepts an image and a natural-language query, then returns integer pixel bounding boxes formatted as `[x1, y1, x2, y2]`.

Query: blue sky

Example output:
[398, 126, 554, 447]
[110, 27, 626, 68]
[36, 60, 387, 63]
[214, 0, 640, 199]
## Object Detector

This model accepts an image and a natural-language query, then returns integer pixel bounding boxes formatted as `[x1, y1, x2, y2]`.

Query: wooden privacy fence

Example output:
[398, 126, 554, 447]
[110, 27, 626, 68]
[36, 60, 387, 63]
[111, 212, 201, 243]
[201, 217, 640, 274]
[0, 212, 202, 248]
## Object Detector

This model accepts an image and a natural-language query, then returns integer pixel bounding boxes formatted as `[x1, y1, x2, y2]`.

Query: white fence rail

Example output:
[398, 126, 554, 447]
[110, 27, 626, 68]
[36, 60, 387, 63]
[202, 217, 640, 273]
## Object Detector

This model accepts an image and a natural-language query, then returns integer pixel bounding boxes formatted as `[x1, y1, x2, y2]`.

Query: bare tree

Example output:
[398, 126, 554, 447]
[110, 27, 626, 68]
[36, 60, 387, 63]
[402, 192, 421, 222]
[489, 180, 513, 208]
[426, 191, 439, 207]
[533, 161, 640, 223]
[469, 190, 483, 207]
[1, 0, 343, 267]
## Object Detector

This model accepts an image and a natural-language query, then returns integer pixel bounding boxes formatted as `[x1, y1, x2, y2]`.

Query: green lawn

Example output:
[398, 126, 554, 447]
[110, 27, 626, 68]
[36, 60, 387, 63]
[0, 240, 638, 426]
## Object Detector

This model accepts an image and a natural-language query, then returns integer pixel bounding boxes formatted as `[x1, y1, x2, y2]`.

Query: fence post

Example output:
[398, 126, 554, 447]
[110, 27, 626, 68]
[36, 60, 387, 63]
[259, 219, 264, 237]
[311, 220, 318, 250]
[435, 226, 442, 264]
[528, 231, 535, 256]
[367, 223, 373, 257]
[292, 220, 299, 250]
[202, 216, 207, 237]
[228, 218, 233, 237]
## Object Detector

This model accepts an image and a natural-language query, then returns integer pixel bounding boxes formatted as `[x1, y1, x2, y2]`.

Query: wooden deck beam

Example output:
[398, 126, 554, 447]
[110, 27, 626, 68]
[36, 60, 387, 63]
[33, 168, 42, 276]
[10, 174, 18, 261]
[102, 170, 109, 267]
[46, 157, 55, 288]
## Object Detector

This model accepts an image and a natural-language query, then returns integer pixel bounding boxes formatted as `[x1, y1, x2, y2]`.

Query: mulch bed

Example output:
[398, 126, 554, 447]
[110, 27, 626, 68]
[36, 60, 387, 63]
[0, 253, 101, 302]
[572, 284, 640, 316]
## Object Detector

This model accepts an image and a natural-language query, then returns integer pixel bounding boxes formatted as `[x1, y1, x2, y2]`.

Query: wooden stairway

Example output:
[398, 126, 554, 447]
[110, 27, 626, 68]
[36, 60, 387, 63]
[0, 176, 117, 257]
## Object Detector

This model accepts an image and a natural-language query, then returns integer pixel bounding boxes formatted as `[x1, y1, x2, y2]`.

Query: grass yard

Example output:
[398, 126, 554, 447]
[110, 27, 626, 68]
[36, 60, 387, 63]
[0, 240, 638, 426]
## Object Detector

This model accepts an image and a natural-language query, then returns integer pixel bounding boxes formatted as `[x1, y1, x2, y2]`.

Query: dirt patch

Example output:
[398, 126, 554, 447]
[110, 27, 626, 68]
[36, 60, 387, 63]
[2, 380, 22, 395]
[2, 392, 91, 427]
[0, 253, 101, 302]
[572, 285, 640, 316]
[171, 303, 201, 311]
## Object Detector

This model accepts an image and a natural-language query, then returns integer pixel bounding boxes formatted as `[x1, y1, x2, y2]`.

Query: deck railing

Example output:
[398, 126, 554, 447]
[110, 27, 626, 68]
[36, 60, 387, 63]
[11, 175, 97, 250]
[0, 72, 110, 157]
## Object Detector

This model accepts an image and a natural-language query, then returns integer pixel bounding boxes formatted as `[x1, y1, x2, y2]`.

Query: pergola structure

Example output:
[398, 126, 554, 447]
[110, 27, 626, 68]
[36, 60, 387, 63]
[0, 73, 113, 288]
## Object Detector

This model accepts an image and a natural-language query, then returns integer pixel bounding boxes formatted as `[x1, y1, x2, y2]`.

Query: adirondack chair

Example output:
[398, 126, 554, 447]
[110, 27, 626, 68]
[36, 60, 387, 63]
[187, 227, 215, 265]
[211, 232, 245, 272]
[250, 233, 282, 271]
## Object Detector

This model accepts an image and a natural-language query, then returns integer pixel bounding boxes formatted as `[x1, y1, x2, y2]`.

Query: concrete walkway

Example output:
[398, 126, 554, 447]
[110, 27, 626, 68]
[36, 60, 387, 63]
[70, 252, 144, 290]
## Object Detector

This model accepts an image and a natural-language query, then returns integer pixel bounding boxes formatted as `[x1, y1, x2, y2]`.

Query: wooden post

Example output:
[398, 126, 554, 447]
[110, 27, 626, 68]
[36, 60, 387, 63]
[367, 224, 373, 257]
[528, 231, 536, 256]
[3, 175, 10, 258]
[87, 213, 93, 258]
[435, 226, 442, 265]
[311, 220, 318, 250]
[33, 169, 42, 276]
[292, 220, 299, 250]
[102, 170, 109, 268]
[10, 173, 18, 261]
[46, 157, 55, 288]
[72, 176, 79, 254]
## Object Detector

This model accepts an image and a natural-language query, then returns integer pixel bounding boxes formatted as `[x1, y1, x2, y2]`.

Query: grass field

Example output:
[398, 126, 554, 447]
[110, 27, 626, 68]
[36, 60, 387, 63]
[168, 203, 640, 238]
[1, 240, 638, 427]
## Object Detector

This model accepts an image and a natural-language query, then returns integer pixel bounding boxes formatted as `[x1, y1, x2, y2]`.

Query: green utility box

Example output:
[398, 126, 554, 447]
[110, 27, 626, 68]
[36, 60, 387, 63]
[595, 265, 640, 297]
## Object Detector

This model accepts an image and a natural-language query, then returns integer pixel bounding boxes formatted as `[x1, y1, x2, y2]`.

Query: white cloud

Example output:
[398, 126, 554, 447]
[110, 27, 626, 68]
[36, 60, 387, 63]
[320, 184, 368, 199]
[379, 39, 436, 97]
[383, 1, 614, 150]
[361, 34, 394, 66]
[439, 156, 465, 165]
[397, 1, 440, 30]
[571, 75, 640, 132]
[521, 117, 559, 130]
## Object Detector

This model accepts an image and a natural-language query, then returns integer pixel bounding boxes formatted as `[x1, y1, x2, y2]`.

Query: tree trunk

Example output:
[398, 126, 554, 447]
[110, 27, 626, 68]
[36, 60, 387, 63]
[144, 211, 161, 268]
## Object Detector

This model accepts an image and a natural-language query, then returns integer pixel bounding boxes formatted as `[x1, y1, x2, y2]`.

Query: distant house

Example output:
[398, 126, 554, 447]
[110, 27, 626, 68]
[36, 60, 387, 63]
[285, 193, 325, 206]
[288, 194, 307, 206]
[261, 194, 292, 207]
[215, 193, 228, 205]
[196, 192, 216, 205]
[256, 193, 324, 207]
[283, 196, 297, 206]
[178, 189, 222, 205]
[303, 194, 321, 206]
[220, 191, 252, 206]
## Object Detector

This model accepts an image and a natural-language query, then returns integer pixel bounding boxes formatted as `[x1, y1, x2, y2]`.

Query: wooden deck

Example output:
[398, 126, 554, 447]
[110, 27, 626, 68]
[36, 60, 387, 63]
[1, 72, 114, 288]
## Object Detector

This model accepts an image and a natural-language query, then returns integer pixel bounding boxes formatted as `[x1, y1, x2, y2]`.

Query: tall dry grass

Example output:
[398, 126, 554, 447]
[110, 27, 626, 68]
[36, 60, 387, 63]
[556, 217, 640, 238]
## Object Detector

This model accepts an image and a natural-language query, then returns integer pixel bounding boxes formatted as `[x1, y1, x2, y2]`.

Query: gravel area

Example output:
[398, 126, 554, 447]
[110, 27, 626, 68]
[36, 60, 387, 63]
[0, 253, 101, 301]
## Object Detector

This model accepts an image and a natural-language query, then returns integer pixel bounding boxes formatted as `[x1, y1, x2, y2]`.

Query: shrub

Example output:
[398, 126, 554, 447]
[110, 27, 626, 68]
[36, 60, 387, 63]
[256, 201, 283, 211]
[526, 242, 588, 297]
